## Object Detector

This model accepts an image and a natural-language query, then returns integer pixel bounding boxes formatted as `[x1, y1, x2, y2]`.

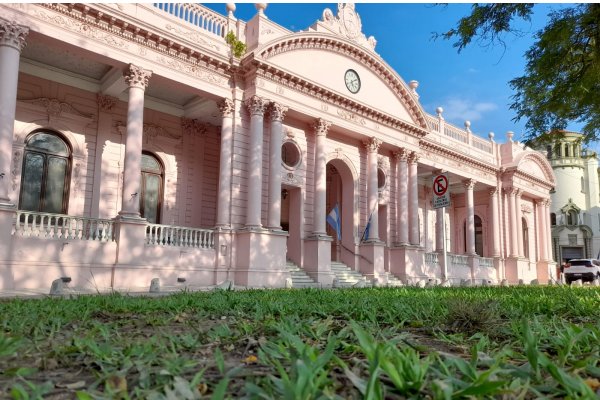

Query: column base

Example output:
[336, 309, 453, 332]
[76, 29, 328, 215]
[389, 244, 423, 283]
[235, 229, 288, 288]
[304, 235, 334, 287]
[359, 241, 386, 283]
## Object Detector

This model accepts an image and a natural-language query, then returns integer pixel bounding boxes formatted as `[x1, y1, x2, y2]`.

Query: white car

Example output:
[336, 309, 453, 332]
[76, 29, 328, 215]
[564, 259, 600, 284]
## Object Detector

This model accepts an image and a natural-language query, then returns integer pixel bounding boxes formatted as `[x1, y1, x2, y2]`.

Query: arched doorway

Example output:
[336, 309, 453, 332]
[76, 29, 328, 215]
[325, 158, 355, 266]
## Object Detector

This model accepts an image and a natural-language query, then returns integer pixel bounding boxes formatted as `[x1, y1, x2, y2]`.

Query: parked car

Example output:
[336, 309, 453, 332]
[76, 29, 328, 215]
[564, 259, 600, 284]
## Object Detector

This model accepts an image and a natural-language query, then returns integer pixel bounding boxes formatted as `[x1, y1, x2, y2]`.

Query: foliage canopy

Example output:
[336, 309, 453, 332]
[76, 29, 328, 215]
[440, 3, 600, 144]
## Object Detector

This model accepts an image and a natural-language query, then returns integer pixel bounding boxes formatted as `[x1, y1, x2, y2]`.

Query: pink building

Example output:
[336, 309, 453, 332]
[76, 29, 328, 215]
[0, 3, 556, 291]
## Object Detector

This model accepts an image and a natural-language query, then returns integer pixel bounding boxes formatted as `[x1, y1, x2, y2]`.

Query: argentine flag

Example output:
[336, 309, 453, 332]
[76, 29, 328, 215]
[326, 204, 341, 240]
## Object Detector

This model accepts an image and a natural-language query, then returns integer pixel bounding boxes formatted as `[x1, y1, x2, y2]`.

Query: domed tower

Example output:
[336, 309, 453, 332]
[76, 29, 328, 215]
[536, 131, 600, 262]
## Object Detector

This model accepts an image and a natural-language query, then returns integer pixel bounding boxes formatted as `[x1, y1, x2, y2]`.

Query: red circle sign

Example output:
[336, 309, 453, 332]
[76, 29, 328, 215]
[433, 175, 448, 196]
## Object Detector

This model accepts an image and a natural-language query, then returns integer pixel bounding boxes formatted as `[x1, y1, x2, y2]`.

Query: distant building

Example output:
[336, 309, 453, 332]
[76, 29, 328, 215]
[536, 131, 600, 262]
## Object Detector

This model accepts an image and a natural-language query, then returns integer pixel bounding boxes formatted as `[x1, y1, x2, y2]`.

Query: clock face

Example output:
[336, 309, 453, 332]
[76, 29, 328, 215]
[344, 69, 361, 94]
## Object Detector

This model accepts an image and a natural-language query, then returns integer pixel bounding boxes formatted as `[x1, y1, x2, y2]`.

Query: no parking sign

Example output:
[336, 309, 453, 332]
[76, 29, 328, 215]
[432, 173, 450, 209]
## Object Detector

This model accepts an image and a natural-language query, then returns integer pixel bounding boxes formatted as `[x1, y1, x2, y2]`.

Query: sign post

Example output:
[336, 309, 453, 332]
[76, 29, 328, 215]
[432, 173, 450, 280]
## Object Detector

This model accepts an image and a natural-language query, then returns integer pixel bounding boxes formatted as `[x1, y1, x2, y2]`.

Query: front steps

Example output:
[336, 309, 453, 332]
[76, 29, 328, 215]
[330, 261, 371, 287]
[286, 261, 320, 288]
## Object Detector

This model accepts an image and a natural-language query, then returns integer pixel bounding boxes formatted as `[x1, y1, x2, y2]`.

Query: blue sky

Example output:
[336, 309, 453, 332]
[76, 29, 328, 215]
[204, 3, 584, 143]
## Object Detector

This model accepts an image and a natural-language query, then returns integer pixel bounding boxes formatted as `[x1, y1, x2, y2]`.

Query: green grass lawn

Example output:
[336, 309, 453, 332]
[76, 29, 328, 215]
[1, 286, 599, 399]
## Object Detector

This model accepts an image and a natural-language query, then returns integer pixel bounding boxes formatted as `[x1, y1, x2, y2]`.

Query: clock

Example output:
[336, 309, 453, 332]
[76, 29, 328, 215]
[344, 69, 361, 94]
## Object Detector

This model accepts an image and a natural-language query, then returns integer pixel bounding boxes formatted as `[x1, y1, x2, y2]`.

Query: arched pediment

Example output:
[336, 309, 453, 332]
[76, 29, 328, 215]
[513, 151, 556, 186]
[255, 32, 428, 130]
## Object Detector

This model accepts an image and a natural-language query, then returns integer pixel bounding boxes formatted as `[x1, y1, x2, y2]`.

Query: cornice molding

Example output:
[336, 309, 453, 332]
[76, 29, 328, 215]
[252, 61, 428, 139]
[419, 138, 498, 176]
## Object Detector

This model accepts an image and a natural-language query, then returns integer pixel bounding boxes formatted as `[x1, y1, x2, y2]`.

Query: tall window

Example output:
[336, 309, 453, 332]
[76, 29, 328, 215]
[550, 213, 557, 226]
[140, 152, 163, 224]
[522, 218, 529, 258]
[19, 131, 71, 214]
[567, 210, 579, 226]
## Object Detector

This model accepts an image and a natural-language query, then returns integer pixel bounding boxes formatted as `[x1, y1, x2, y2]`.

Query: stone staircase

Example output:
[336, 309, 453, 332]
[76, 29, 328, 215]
[286, 261, 320, 288]
[386, 274, 405, 287]
[330, 261, 371, 287]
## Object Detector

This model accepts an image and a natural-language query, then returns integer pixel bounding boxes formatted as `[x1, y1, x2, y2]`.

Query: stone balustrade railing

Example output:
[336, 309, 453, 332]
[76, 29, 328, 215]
[13, 211, 115, 242]
[479, 257, 494, 268]
[448, 253, 469, 267]
[424, 252, 439, 266]
[146, 223, 214, 249]
[153, 3, 228, 38]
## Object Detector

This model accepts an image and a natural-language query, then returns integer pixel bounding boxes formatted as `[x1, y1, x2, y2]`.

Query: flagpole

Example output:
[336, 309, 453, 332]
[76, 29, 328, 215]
[442, 206, 448, 280]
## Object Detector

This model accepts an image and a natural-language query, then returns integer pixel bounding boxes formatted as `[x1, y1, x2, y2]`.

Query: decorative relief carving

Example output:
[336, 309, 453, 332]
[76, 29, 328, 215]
[314, 118, 331, 136]
[72, 163, 82, 194]
[124, 64, 151, 89]
[282, 171, 301, 186]
[394, 149, 408, 161]
[337, 109, 366, 125]
[284, 127, 294, 138]
[32, 9, 129, 49]
[11, 150, 21, 191]
[276, 86, 284, 95]
[165, 24, 221, 51]
[20, 97, 92, 119]
[156, 56, 228, 87]
[0, 19, 29, 51]
[521, 203, 532, 213]
[334, 147, 343, 159]
[97, 94, 117, 111]
[245, 95, 268, 116]
[217, 98, 235, 118]
[269, 102, 288, 122]
[181, 118, 208, 137]
[321, 103, 329, 112]
[319, 3, 377, 52]
[115, 122, 181, 143]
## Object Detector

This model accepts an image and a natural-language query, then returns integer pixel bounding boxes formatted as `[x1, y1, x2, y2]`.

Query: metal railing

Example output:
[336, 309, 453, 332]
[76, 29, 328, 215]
[153, 3, 228, 38]
[13, 211, 115, 242]
[146, 223, 214, 249]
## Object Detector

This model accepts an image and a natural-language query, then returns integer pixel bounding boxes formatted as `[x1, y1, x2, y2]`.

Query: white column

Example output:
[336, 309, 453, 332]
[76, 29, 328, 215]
[544, 200, 553, 261]
[313, 118, 331, 235]
[119, 64, 151, 218]
[216, 98, 235, 228]
[267, 102, 287, 229]
[508, 188, 518, 257]
[398, 150, 409, 244]
[408, 152, 420, 245]
[536, 199, 547, 261]
[365, 137, 381, 241]
[516, 190, 523, 257]
[464, 179, 476, 255]
[0, 20, 28, 204]
[244, 95, 268, 228]
[490, 189, 501, 257]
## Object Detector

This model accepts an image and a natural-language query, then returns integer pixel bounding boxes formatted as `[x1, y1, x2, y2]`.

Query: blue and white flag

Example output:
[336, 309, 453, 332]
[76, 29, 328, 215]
[326, 204, 341, 240]
[362, 215, 372, 242]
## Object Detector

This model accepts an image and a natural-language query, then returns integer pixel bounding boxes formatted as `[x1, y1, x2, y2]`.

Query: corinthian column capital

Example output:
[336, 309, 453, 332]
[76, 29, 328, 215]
[364, 136, 382, 153]
[245, 95, 268, 116]
[217, 98, 235, 117]
[463, 178, 476, 190]
[124, 64, 152, 89]
[408, 151, 420, 164]
[0, 20, 29, 51]
[314, 118, 331, 137]
[269, 102, 288, 122]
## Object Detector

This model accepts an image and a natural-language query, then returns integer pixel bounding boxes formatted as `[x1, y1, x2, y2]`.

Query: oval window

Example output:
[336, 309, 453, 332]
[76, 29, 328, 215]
[377, 168, 386, 189]
[281, 141, 301, 169]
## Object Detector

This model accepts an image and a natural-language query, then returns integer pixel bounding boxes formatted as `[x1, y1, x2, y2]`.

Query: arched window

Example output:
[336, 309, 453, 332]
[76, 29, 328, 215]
[19, 131, 71, 214]
[550, 213, 556, 226]
[140, 152, 164, 224]
[463, 215, 483, 256]
[522, 218, 529, 258]
[564, 144, 570, 157]
[546, 145, 552, 159]
[567, 210, 579, 226]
